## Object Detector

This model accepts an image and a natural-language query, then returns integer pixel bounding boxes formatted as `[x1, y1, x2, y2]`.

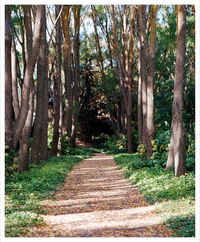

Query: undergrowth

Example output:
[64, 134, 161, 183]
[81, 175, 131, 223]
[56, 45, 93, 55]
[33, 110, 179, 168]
[5, 148, 96, 237]
[114, 153, 195, 237]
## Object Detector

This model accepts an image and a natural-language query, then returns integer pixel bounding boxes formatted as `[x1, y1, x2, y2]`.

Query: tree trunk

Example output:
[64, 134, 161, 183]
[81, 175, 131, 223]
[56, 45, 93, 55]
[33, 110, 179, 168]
[137, 48, 143, 144]
[18, 84, 34, 171]
[146, 5, 157, 158]
[71, 6, 81, 146]
[39, 8, 48, 161]
[138, 5, 148, 150]
[31, 6, 48, 164]
[61, 6, 73, 139]
[51, 5, 62, 156]
[11, 37, 20, 120]
[5, 5, 13, 150]
[166, 5, 186, 177]
[126, 6, 135, 153]
[13, 6, 43, 149]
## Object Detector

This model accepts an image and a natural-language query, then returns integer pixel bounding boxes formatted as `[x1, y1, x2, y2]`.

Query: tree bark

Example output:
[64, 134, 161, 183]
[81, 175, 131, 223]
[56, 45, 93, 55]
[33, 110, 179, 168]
[166, 5, 186, 177]
[146, 5, 157, 158]
[126, 6, 135, 153]
[5, 5, 13, 150]
[31, 6, 48, 164]
[61, 6, 73, 139]
[13, 5, 43, 149]
[138, 5, 148, 148]
[18, 84, 34, 171]
[51, 5, 62, 156]
[11, 37, 20, 120]
[71, 5, 81, 146]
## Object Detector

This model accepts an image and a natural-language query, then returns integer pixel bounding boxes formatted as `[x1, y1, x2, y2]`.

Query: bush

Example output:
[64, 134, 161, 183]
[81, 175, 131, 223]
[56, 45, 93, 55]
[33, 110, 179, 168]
[137, 144, 146, 158]
[61, 135, 72, 155]
[5, 150, 19, 178]
[103, 134, 126, 154]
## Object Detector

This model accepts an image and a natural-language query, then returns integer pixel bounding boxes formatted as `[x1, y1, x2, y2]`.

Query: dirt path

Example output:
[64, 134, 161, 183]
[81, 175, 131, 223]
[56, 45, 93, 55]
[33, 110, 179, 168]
[27, 153, 172, 237]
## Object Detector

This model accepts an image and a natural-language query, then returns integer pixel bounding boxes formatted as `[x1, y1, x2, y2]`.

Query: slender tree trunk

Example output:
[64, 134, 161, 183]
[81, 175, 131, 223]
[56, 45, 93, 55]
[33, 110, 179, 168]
[146, 5, 157, 158]
[166, 5, 186, 177]
[137, 48, 143, 144]
[138, 5, 148, 149]
[39, 9, 48, 161]
[13, 6, 43, 149]
[71, 6, 81, 146]
[18, 84, 34, 171]
[61, 6, 73, 139]
[5, 5, 13, 150]
[31, 6, 48, 164]
[51, 5, 61, 156]
[11, 38, 20, 120]
[126, 6, 135, 153]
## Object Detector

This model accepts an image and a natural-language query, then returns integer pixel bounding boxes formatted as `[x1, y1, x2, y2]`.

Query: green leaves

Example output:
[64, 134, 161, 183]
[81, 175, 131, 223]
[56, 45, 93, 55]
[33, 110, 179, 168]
[114, 152, 195, 237]
[5, 153, 90, 237]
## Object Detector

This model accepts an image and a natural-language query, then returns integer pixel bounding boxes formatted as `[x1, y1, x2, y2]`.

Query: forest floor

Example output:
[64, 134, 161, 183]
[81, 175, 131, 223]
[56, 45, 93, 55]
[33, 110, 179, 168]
[26, 153, 172, 237]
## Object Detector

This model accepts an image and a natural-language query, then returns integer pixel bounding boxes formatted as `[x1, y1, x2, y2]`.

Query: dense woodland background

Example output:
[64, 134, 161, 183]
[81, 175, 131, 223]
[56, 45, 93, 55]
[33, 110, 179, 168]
[4, 5, 195, 237]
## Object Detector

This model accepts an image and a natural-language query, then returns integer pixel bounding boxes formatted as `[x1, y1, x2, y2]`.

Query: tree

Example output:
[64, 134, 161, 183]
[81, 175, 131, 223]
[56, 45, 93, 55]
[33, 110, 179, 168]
[146, 5, 157, 157]
[61, 5, 73, 140]
[110, 5, 135, 153]
[5, 5, 13, 150]
[137, 5, 157, 157]
[13, 5, 43, 149]
[31, 6, 48, 164]
[71, 5, 81, 146]
[51, 5, 62, 156]
[166, 5, 186, 177]
[11, 37, 20, 120]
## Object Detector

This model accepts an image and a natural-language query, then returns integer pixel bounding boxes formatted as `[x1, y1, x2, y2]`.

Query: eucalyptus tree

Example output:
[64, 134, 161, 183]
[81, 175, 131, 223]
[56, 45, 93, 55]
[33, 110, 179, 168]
[166, 5, 186, 177]
[5, 5, 13, 150]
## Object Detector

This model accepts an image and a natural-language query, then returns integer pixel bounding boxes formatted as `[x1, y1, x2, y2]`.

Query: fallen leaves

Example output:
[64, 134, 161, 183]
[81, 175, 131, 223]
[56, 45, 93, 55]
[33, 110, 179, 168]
[26, 153, 172, 237]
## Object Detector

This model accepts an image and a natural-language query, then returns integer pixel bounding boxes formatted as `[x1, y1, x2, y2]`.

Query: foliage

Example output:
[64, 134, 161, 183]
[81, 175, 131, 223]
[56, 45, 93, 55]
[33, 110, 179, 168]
[69, 147, 100, 157]
[5, 150, 19, 177]
[165, 215, 195, 237]
[60, 135, 72, 155]
[5, 150, 93, 237]
[137, 144, 146, 158]
[47, 122, 54, 150]
[103, 134, 126, 154]
[114, 152, 195, 237]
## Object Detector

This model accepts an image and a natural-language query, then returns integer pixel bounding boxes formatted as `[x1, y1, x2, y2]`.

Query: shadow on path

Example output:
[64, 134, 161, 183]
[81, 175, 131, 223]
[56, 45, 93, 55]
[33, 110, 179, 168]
[27, 153, 172, 237]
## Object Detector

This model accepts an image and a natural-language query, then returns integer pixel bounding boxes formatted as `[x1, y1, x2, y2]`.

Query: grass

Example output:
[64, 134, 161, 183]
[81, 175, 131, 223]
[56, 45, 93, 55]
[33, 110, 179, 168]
[5, 148, 97, 237]
[114, 153, 195, 237]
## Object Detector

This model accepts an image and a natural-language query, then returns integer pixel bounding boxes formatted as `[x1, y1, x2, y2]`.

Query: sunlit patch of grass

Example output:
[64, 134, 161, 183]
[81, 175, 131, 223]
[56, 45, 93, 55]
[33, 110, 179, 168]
[114, 153, 195, 237]
[5, 148, 95, 237]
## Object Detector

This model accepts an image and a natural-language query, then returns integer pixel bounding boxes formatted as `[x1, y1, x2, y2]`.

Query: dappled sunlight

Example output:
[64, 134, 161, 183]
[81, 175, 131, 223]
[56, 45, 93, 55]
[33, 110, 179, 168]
[27, 153, 172, 237]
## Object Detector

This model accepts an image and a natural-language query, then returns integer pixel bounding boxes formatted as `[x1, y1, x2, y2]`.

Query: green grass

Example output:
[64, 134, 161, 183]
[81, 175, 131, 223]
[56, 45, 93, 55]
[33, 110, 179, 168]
[114, 153, 195, 237]
[5, 148, 96, 237]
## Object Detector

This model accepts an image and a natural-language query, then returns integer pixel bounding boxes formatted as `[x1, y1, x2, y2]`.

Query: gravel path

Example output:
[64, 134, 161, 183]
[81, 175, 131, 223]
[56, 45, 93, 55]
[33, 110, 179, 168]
[27, 153, 172, 237]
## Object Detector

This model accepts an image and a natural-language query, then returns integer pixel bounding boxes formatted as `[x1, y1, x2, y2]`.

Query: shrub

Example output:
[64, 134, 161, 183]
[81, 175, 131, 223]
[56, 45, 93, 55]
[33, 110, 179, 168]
[137, 144, 146, 158]
[5, 150, 19, 178]
[103, 134, 126, 154]
[60, 135, 72, 155]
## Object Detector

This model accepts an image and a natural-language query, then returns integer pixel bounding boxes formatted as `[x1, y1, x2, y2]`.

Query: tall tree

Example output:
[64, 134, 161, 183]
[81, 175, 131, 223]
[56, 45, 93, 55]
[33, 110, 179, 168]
[110, 5, 135, 153]
[166, 5, 186, 177]
[146, 5, 157, 157]
[51, 5, 62, 156]
[137, 5, 157, 157]
[11, 37, 20, 120]
[31, 6, 48, 164]
[61, 5, 73, 139]
[13, 5, 43, 149]
[71, 5, 81, 146]
[5, 5, 13, 150]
